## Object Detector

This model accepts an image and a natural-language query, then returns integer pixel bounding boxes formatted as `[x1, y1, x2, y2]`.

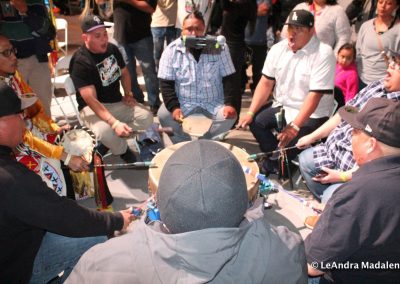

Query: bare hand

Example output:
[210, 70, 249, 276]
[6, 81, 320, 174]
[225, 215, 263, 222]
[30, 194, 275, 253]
[114, 122, 133, 137]
[119, 208, 135, 231]
[312, 166, 341, 184]
[296, 134, 314, 149]
[277, 125, 298, 148]
[223, 105, 237, 119]
[172, 108, 183, 122]
[67, 156, 90, 172]
[122, 95, 136, 107]
[236, 113, 253, 129]
[11, 0, 28, 13]
[56, 124, 71, 134]
[257, 2, 269, 16]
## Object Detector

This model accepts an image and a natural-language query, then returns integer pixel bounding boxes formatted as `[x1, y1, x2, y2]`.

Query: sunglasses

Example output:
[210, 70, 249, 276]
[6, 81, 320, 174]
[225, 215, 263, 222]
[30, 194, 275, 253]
[0, 47, 17, 57]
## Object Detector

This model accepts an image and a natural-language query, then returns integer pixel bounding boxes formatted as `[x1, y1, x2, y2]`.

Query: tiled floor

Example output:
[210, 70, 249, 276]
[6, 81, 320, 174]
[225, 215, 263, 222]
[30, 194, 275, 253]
[52, 14, 315, 240]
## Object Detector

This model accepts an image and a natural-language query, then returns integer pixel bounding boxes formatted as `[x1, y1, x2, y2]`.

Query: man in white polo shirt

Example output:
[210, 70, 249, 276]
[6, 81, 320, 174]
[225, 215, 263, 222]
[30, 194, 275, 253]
[238, 9, 335, 174]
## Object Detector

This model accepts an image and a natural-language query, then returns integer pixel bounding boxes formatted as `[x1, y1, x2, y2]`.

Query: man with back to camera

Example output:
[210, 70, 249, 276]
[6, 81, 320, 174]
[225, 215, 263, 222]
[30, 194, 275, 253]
[66, 140, 307, 283]
[238, 9, 336, 174]
[305, 98, 400, 283]
[0, 81, 134, 283]
[157, 11, 237, 144]
[69, 15, 153, 163]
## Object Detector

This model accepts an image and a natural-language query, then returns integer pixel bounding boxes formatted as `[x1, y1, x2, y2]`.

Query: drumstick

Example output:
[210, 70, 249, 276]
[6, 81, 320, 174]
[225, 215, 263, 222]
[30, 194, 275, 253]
[210, 130, 231, 141]
[247, 145, 298, 161]
[137, 127, 174, 134]
[93, 161, 156, 168]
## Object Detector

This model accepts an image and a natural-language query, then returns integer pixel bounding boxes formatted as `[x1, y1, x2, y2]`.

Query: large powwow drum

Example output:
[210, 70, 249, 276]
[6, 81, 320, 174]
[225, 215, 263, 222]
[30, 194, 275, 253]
[149, 141, 260, 202]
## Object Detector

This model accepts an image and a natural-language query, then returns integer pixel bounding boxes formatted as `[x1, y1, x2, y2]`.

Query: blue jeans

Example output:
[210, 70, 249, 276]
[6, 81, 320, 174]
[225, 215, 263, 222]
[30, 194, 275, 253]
[116, 42, 145, 103]
[299, 147, 343, 203]
[29, 232, 107, 283]
[151, 26, 178, 70]
[123, 36, 160, 108]
[249, 104, 328, 161]
[158, 104, 236, 144]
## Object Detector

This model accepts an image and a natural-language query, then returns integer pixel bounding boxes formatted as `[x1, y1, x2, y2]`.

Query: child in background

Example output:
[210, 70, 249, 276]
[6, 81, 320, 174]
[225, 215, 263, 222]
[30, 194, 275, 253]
[334, 43, 359, 107]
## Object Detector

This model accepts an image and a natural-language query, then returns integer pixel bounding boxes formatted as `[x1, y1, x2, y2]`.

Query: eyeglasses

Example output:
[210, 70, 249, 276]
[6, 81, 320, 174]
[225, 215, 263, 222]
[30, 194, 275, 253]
[0, 47, 17, 57]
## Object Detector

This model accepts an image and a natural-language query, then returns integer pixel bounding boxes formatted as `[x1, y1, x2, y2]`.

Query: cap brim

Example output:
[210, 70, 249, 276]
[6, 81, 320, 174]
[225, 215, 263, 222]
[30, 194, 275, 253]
[85, 24, 112, 33]
[285, 22, 312, 27]
[20, 93, 38, 109]
[338, 105, 364, 129]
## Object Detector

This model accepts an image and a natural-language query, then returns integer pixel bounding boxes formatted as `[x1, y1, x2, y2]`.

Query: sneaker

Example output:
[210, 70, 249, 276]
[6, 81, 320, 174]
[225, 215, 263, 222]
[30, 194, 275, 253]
[150, 105, 159, 116]
[260, 159, 280, 176]
[96, 143, 109, 157]
[304, 215, 320, 230]
[120, 148, 137, 163]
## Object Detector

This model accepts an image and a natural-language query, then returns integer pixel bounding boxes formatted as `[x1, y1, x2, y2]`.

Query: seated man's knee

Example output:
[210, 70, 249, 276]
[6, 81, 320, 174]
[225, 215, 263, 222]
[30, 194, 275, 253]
[299, 148, 314, 173]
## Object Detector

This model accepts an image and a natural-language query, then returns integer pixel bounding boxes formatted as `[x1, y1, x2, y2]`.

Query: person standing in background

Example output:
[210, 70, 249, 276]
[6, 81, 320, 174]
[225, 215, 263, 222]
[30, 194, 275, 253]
[356, 0, 399, 89]
[220, 0, 257, 117]
[175, 0, 215, 33]
[151, 0, 178, 71]
[113, 0, 161, 114]
[244, 0, 271, 95]
[0, 0, 54, 116]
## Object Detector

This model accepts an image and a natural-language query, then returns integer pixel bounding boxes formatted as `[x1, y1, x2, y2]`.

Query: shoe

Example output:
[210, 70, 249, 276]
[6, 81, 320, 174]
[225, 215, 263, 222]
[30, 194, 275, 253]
[304, 215, 320, 230]
[260, 159, 280, 176]
[96, 143, 109, 157]
[150, 105, 159, 116]
[120, 148, 137, 163]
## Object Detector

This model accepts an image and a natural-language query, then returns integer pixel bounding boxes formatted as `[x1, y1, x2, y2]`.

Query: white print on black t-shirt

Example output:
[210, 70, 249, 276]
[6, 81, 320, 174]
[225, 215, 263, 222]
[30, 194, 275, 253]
[96, 54, 121, 87]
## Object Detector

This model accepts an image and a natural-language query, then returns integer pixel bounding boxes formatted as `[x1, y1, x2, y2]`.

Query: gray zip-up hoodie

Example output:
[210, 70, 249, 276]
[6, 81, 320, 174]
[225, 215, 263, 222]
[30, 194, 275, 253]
[66, 200, 307, 284]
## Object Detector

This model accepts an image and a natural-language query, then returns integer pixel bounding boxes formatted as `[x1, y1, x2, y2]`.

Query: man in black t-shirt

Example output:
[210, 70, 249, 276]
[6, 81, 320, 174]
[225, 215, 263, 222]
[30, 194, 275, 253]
[305, 97, 400, 283]
[69, 15, 153, 163]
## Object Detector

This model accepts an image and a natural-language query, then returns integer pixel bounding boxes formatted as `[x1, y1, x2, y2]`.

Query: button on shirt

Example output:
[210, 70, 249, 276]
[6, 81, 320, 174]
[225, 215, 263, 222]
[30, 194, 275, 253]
[262, 36, 335, 122]
[158, 38, 235, 116]
[313, 80, 400, 172]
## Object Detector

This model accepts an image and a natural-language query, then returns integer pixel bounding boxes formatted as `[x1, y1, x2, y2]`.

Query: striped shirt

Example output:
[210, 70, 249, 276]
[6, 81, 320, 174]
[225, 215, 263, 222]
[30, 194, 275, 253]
[313, 80, 400, 171]
[158, 38, 235, 116]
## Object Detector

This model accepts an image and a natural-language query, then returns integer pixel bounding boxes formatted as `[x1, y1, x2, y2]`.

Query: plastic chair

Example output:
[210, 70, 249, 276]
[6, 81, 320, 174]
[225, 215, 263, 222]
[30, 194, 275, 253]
[55, 18, 68, 55]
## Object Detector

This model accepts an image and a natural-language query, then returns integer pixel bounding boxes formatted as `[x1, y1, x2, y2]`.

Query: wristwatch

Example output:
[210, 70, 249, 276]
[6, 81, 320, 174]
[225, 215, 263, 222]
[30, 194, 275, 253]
[289, 122, 300, 132]
[126, 91, 133, 97]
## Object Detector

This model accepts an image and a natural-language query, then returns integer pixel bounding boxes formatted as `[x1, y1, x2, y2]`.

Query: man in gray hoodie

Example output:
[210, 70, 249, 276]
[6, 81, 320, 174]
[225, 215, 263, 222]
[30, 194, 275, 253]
[66, 140, 307, 283]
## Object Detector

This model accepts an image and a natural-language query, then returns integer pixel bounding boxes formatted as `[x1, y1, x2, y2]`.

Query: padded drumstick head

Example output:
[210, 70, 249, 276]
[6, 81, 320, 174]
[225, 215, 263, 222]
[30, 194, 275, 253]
[157, 140, 248, 234]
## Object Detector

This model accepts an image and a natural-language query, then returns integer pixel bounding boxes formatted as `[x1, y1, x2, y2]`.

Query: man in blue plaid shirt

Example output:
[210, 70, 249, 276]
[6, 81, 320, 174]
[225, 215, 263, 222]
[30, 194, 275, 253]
[297, 53, 400, 203]
[157, 11, 237, 144]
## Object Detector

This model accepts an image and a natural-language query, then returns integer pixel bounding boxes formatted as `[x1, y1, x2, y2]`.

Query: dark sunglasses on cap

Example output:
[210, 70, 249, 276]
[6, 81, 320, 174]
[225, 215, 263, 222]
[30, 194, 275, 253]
[0, 47, 17, 57]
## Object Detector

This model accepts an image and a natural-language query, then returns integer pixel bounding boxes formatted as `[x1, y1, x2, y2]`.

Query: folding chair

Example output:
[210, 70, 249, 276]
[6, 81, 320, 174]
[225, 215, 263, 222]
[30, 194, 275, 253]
[55, 18, 68, 56]
[63, 76, 83, 126]
[51, 55, 82, 125]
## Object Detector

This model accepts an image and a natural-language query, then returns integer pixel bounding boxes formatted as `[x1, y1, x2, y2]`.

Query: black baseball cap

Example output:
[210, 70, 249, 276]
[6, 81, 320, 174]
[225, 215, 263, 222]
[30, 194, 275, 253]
[81, 15, 111, 33]
[0, 81, 37, 118]
[339, 98, 400, 147]
[285, 10, 314, 28]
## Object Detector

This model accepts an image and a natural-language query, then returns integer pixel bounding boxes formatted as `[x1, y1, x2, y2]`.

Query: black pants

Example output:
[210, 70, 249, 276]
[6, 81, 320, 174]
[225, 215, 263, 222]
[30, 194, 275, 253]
[224, 42, 246, 115]
[249, 103, 328, 161]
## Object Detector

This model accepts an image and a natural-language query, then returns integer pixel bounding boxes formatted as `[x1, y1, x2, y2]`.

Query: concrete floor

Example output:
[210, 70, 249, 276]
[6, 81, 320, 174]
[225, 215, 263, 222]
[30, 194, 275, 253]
[52, 14, 317, 240]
